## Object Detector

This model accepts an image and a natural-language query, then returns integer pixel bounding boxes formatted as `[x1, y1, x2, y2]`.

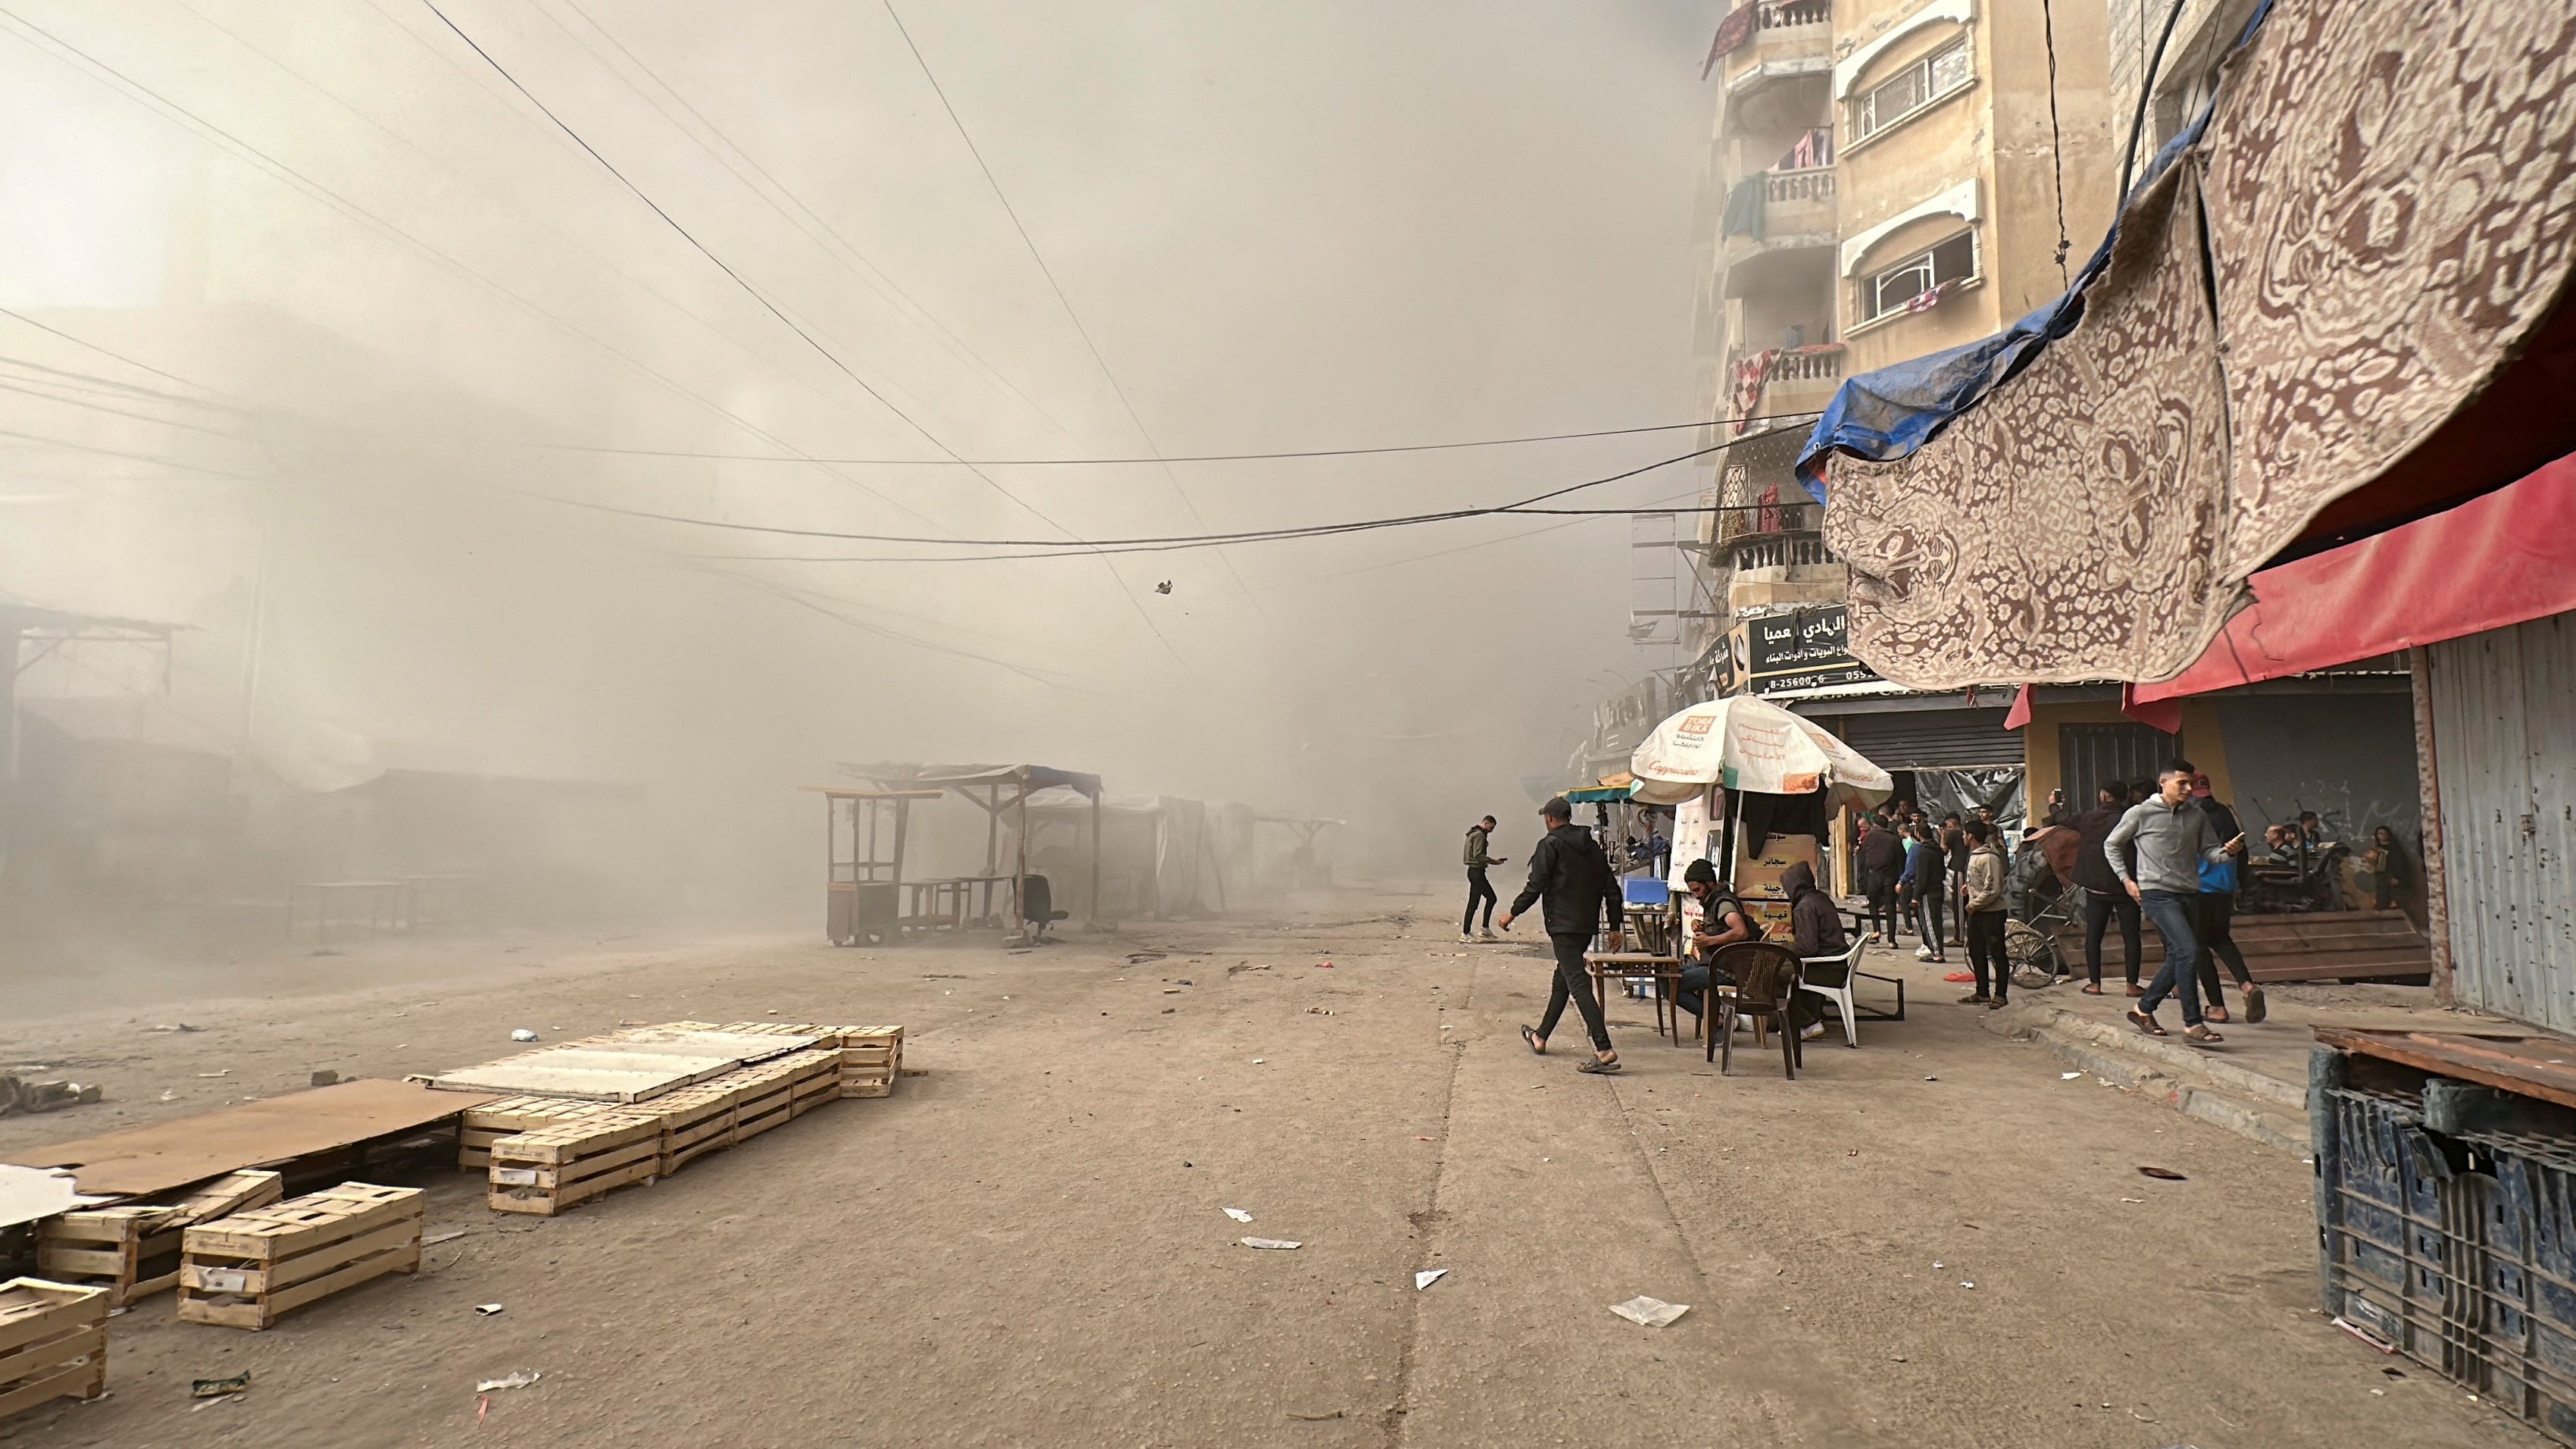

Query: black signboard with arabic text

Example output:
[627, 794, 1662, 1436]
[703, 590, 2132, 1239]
[1744, 606, 1877, 696]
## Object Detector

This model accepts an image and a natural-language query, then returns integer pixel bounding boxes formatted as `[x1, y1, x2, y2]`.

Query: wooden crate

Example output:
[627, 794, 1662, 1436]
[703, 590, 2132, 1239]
[714, 1022, 902, 1097]
[177, 1183, 422, 1330]
[0, 1279, 107, 1422]
[458, 1096, 629, 1169]
[486, 1112, 664, 1217]
[35, 1170, 283, 1307]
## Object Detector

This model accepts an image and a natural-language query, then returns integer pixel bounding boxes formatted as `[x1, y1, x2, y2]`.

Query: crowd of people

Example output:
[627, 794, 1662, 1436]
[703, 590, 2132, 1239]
[1459, 765, 2410, 1072]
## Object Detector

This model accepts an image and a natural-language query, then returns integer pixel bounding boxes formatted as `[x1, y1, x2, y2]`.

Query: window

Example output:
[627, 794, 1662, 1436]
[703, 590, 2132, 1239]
[1850, 41, 1973, 142]
[1863, 230, 1978, 320]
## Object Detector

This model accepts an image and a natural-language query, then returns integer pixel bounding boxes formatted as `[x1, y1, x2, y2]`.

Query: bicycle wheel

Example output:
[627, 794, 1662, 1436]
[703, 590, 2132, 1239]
[2006, 919, 2060, 989]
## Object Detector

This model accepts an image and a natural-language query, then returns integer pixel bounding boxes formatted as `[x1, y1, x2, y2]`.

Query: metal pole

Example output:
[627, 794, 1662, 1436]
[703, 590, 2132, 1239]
[1089, 791, 1102, 928]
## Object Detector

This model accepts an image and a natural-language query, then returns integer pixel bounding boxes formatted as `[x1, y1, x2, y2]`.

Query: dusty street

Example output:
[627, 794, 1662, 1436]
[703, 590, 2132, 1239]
[0, 892, 2540, 1449]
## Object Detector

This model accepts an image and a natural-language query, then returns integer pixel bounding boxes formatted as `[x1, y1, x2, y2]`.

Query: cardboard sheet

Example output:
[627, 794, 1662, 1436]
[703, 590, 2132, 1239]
[7, 1078, 492, 1200]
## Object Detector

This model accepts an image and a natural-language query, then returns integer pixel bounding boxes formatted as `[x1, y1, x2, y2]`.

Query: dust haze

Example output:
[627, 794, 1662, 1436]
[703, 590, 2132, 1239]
[0, 2, 1716, 969]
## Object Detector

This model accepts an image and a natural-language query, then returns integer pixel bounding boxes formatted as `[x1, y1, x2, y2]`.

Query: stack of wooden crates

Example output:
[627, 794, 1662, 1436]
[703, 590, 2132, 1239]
[471, 1022, 903, 1216]
[33, 1170, 284, 1307]
[0, 1278, 107, 1421]
[177, 1183, 424, 1331]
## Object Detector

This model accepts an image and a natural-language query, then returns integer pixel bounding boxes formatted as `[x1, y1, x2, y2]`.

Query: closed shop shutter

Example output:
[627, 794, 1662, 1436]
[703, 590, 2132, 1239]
[1824, 708, 2024, 769]
[2428, 612, 2576, 1032]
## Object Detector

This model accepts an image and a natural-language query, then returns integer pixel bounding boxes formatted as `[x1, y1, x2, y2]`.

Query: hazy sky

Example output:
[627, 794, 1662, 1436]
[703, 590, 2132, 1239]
[0, 2, 1720, 881]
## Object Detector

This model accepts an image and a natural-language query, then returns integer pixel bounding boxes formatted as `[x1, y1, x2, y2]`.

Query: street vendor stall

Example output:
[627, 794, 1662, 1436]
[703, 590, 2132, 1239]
[843, 763, 1104, 936]
[802, 786, 944, 945]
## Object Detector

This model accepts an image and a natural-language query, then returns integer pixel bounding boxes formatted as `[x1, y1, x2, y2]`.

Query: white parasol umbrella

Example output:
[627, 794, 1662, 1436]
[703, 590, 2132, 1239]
[1627, 695, 1895, 810]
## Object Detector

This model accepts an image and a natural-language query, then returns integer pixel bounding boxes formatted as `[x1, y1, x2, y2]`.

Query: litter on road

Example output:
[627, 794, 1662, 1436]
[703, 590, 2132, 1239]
[509, 1029, 539, 1043]
[1222, 1207, 1253, 1222]
[477, 1371, 541, 1392]
[474, 1303, 504, 1316]
[189, 1372, 250, 1398]
[1240, 1237, 1302, 1250]
[2138, 1166, 2189, 1181]
[1609, 1296, 1690, 1329]
[1415, 1269, 1448, 1290]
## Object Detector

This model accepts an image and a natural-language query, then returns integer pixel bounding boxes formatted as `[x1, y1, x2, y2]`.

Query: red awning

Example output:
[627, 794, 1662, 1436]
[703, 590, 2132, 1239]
[2137, 452, 2576, 702]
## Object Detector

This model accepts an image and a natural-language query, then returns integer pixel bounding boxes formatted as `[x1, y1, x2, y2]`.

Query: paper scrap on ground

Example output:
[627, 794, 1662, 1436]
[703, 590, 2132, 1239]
[477, 1372, 542, 1392]
[1609, 1296, 1690, 1328]
[1240, 1237, 1302, 1250]
[1222, 1207, 1253, 1222]
[190, 1372, 251, 1399]
[474, 1303, 505, 1316]
[509, 1028, 538, 1043]
[2061, 1071, 2083, 1079]
[423, 1228, 467, 1246]
[1415, 1269, 1448, 1290]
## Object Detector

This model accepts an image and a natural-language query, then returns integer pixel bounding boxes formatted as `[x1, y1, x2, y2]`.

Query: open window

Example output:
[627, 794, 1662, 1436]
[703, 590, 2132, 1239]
[1862, 230, 1979, 321]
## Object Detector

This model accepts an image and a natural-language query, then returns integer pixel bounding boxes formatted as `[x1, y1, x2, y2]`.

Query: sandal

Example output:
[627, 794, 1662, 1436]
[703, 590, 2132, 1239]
[2080, 983, 2104, 995]
[2205, 1004, 2231, 1024]
[2182, 1025, 2224, 1045]
[1958, 994, 1990, 1005]
[1520, 1025, 1546, 1056]
[2244, 985, 2268, 1024]
[2124, 984, 2146, 997]
[1576, 1056, 1621, 1075]
[2127, 1009, 2168, 1037]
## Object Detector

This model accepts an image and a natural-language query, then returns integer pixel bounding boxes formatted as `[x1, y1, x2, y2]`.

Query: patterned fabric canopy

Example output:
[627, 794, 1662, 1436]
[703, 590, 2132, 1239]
[1803, 0, 2576, 688]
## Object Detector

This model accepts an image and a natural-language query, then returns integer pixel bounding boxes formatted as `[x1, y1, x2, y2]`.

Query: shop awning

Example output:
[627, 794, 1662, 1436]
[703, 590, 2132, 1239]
[1794, 0, 2576, 691]
[2137, 451, 2576, 701]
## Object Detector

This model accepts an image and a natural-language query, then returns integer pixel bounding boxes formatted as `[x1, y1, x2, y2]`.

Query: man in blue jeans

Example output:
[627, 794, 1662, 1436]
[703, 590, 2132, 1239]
[2106, 760, 2246, 1045]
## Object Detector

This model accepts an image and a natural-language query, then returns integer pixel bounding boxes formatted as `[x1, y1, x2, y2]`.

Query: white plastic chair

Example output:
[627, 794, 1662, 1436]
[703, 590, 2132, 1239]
[1799, 935, 1871, 1048]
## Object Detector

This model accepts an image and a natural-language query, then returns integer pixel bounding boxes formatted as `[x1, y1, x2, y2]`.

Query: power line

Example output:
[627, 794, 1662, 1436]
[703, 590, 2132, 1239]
[0, 6, 933, 529]
[877, 0, 1261, 612]
[415, 0, 1192, 669]
[477, 409, 1821, 467]
[0, 307, 239, 402]
[544, 0, 1083, 445]
[511, 416, 1815, 557]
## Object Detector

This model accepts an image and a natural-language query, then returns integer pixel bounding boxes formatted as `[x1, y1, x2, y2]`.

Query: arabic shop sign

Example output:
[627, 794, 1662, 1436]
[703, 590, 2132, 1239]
[1745, 606, 1877, 696]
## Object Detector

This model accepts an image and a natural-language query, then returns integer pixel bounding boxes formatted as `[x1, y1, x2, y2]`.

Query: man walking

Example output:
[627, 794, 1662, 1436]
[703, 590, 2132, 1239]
[2072, 784, 2143, 996]
[1461, 814, 1507, 943]
[2191, 774, 2265, 1024]
[2107, 762, 2245, 1044]
[1502, 797, 1624, 1074]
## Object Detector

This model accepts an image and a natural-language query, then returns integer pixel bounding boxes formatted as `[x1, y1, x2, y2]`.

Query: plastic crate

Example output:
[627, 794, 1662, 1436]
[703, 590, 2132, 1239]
[2313, 1047, 2576, 1445]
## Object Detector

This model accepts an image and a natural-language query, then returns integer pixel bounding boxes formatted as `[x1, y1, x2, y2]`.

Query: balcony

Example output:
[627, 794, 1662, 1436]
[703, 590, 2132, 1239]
[1721, 1, 1833, 103]
[1760, 166, 1836, 237]
[1722, 343, 1846, 424]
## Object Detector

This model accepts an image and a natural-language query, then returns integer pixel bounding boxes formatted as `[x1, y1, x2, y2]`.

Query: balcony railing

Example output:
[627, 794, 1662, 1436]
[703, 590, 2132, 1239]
[1764, 166, 1835, 206]
[1758, 0, 1831, 30]
[1729, 531, 1838, 571]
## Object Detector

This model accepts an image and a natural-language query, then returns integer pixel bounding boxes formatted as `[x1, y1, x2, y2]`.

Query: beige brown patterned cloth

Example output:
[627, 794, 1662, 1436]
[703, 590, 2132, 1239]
[1818, 0, 2576, 688]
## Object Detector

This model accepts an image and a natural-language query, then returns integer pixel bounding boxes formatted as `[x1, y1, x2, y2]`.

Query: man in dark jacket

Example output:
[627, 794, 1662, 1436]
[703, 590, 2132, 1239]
[1502, 796, 1624, 1073]
[1461, 815, 1506, 942]
[2071, 784, 2143, 995]
[1857, 818, 1907, 944]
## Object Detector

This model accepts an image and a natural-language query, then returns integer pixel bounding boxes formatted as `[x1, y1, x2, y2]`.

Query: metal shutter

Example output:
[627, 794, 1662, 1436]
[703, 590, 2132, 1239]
[1827, 708, 2024, 769]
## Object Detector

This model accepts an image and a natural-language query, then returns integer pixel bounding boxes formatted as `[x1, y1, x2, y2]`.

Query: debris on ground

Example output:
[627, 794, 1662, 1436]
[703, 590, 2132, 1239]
[474, 1303, 504, 1316]
[1415, 1269, 1449, 1290]
[191, 1372, 252, 1398]
[2061, 1071, 2084, 1080]
[159, 1090, 179, 1102]
[509, 1028, 539, 1043]
[0, 1076, 103, 1116]
[149, 1023, 203, 1033]
[1608, 1296, 1690, 1328]
[424, 1229, 467, 1245]
[2137, 1166, 2188, 1181]
[198, 1069, 229, 1078]
[476, 1371, 542, 1392]
[1223, 1207, 1254, 1222]
[1240, 1237, 1302, 1250]
[1286, 1410, 1345, 1421]
[311, 1069, 339, 1088]
[1314, 960, 1334, 969]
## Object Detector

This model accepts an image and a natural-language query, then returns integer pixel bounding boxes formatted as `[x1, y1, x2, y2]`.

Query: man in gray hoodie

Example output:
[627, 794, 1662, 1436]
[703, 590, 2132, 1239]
[2106, 761, 2245, 1044]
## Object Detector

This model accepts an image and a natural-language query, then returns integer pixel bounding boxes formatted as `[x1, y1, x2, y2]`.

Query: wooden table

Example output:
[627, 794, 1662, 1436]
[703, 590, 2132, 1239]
[1583, 951, 1688, 1047]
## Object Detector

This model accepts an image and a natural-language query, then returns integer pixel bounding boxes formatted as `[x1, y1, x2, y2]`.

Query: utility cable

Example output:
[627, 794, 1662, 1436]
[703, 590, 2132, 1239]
[511, 415, 1816, 556]
[2041, 0, 2072, 286]
[417, 0, 1192, 669]
[0, 306, 241, 403]
[480, 409, 1823, 467]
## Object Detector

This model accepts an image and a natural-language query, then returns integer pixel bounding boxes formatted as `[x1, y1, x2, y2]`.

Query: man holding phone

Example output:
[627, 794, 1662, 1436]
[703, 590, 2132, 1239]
[2106, 760, 2246, 1045]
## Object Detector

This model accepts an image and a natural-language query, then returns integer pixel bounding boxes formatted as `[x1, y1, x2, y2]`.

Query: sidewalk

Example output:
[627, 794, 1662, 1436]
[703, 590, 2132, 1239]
[1974, 962, 2510, 1151]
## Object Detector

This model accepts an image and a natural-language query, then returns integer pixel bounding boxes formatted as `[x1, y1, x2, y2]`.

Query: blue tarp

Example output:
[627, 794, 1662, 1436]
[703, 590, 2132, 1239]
[1793, 2, 2267, 501]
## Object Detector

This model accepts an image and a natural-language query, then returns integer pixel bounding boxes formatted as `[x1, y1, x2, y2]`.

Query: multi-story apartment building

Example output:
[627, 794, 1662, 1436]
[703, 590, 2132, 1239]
[1678, 0, 2118, 838]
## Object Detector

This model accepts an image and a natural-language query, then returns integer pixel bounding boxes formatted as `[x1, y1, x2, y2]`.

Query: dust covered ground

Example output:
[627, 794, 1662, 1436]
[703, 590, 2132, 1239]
[0, 891, 2540, 1448]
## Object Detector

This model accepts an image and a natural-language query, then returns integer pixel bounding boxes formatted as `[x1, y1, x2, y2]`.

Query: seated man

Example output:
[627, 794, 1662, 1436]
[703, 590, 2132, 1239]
[1674, 858, 1758, 1022]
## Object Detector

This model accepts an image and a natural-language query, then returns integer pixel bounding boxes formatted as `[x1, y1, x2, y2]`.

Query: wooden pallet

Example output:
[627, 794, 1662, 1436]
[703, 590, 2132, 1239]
[458, 1096, 630, 1169]
[713, 1022, 903, 1097]
[0, 1279, 108, 1422]
[486, 1111, 664, 1216]
[177, 1183, 422, 1330]
[34, 1170, 283, 1307]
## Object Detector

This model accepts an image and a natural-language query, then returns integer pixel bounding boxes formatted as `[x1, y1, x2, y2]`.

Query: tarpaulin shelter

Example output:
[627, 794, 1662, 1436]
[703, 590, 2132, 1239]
[1795, 0, 2576, 690]
[1014, 791, 1246, 921]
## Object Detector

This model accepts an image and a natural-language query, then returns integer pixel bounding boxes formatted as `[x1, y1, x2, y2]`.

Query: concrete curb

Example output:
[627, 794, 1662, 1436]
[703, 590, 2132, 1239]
[1981, 1000, 2312, 1155]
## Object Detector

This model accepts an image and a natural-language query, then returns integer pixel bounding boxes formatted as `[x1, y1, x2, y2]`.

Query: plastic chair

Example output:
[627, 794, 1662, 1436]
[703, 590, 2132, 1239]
[1706, 941, 1803, 1079]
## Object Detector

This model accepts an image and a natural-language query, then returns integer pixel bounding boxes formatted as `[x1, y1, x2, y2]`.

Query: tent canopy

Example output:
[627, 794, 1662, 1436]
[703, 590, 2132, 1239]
[883, 762, 1102, 797]
[1628, 695, 1894, 811]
